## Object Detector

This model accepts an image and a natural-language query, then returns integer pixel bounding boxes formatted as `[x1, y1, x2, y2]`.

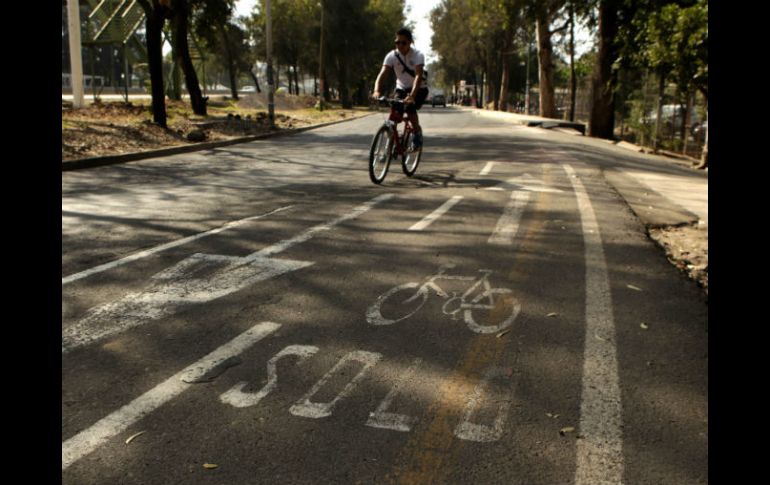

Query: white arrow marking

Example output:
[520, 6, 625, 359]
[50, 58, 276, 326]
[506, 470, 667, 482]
[488, 191, 531, 245]
[62, 205, 295, 286]
[485, 173, 563, 193]
[62, 321, 281, 470]
[62, 194, 394, 354]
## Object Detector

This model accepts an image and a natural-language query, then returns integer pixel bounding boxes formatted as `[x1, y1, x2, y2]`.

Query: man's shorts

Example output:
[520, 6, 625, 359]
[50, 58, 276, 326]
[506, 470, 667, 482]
[395, 87, 429, 114]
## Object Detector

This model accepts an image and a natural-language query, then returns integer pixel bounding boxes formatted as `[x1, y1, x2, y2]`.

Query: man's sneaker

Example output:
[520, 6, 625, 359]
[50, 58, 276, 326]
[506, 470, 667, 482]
[411, 131, 423, 150]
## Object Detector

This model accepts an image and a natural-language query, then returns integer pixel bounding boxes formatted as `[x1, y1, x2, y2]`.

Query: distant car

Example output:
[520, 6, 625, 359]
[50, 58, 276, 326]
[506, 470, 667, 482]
[432, 94, 446, 107]
[240, 86, 256, 92]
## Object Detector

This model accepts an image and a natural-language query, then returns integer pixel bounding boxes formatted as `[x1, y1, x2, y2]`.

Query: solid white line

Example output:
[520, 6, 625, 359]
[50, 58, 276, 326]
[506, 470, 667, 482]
[480, 162, 496, 176]
[62, 206, 295, 285]
[564, 164, 624, 485]
[488, 191, 530, 245]
[408, 195, 463, 231]
[61, 321, 281, 470]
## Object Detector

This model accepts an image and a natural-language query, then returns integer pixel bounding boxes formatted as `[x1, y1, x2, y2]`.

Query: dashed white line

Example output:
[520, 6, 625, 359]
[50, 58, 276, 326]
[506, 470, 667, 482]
[480, 162, 497, 176]
[564, 164, 624, 485]
[409, 196, 463, 231]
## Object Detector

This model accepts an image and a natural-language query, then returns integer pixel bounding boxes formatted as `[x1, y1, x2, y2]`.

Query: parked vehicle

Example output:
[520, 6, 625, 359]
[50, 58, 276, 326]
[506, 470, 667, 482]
[432, 94, 446, 108]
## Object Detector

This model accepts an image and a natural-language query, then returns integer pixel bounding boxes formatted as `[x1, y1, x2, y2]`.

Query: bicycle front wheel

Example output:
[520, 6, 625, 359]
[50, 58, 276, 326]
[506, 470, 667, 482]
[401, 131, 422, 177]
[369, 125, 393, 184]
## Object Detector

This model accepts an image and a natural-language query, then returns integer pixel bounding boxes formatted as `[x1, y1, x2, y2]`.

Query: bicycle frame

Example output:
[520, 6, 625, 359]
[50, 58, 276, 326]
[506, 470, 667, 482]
[418, 267, 496, 307]
[386, 105, 414, 157]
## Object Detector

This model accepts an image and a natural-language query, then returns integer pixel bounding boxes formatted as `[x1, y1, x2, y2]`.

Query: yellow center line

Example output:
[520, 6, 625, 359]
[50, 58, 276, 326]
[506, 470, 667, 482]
[387, 166, 555, 484]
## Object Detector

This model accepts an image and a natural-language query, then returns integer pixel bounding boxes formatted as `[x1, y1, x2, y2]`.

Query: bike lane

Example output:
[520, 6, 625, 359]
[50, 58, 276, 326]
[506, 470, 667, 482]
[62, 112, 706, 484]
[62, 158, 577, 483]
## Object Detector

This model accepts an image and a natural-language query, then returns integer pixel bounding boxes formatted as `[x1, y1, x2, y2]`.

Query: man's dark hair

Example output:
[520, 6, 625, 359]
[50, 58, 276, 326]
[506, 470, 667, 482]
[396, 28, 413, 42]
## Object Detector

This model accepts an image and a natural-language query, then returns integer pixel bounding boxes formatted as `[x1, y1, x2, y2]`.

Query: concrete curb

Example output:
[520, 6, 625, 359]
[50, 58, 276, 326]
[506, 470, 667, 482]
[62, 112, 377, 171]
[603, 168, 700, 228]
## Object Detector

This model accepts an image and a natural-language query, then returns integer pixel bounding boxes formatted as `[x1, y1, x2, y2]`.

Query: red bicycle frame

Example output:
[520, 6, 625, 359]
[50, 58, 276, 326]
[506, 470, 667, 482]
[387, 106, 415, 156]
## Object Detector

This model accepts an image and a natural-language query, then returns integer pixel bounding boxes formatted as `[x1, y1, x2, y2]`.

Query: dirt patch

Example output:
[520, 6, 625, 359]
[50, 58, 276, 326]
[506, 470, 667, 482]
[648, 223, 708, 294]
[62, 94, 370, 161]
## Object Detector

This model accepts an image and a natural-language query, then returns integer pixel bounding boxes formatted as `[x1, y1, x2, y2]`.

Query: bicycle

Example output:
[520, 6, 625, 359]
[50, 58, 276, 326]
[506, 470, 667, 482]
[366, 264, 520, 334]
[368, 96, 423, 184]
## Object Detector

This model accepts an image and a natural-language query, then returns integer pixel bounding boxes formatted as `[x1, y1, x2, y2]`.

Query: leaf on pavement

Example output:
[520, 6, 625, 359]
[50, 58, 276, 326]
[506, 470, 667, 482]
[627, 284, 643, 291]
[640, 323, 649, 330]
[559, 427, 576, 436]
[496, 329, 511, 338]
[546, 312, 558, 318]
[203, 463, 219, 469]
[125, 431, 146, 445]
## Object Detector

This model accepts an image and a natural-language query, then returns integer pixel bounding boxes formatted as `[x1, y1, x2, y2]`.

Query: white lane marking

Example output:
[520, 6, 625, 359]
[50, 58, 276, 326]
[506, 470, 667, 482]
[290, 350, 382, 419]
[365, 357, 423, 432]
[256, 193, 394, 257]
[454, 367, 513, 442]
[479, 162, 497, 176]
[62, 206, 295, 285]
[61, 321, 281, 471]
[488, 191, 530, 245]
[219, 345, 319, 408]
[408, 195, 463, 231]
[62, 255, 311, 354]
[564, 164, 624, 485]
[485, 173, 563, 192]
[62, 194, 394, 354]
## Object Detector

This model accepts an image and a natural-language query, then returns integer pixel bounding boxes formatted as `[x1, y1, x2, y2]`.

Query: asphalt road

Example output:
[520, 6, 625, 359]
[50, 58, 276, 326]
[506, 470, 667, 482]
[62, 107, 708, 484]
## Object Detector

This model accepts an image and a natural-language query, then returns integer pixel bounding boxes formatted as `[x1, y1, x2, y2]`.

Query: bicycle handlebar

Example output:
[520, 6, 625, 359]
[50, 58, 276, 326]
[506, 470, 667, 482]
[377, 96, 406, 107]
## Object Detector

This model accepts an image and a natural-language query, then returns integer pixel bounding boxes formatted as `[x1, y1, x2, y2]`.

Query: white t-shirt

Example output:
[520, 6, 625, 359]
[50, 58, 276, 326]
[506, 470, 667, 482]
[383, 48, 427, 91]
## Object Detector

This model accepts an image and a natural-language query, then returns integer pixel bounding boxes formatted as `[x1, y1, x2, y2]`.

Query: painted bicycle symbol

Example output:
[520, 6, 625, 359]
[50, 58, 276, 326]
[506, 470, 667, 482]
[366, 265, 521, 334]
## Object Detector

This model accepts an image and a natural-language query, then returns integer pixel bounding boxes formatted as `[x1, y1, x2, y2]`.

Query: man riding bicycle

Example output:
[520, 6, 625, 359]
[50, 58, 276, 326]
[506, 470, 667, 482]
[372, 28, 429, 149]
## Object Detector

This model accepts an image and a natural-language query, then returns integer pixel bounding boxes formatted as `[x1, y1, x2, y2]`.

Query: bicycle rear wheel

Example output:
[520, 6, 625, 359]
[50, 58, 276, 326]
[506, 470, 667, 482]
[401, 131, 422, 177]
[369, 125, 393, 184]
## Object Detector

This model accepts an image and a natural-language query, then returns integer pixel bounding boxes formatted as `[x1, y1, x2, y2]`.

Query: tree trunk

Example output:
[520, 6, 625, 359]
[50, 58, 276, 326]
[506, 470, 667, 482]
[217, 21, 239, 100]
[653, 71, 665, 151]
[171, 0, 206, 115]
[696, 126, 708, 169]
[589, 0, 619, 139]
[536, 18, 557, 118]
[170, 58, 182, 100]
[249, 70, 261, 93]
[568, 2, 576, 122]
[498, 28, 512, 112]
[143, 3, 168, 127]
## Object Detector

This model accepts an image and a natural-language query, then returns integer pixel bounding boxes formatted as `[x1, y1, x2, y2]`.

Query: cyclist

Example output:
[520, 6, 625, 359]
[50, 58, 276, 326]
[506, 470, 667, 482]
[372, 27, 429, 149]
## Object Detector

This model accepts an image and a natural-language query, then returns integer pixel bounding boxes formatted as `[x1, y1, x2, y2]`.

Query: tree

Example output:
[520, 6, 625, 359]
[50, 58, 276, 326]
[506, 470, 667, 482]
[170, 0, 207, 115]
[528, 0, 568, 118]
[193, 0, 254, 100]
[588, 0, 619, 139]
[137, 0, 172, 128]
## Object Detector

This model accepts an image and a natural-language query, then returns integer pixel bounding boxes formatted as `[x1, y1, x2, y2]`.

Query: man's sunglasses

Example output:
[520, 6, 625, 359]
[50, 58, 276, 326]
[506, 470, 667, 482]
[394, 41, 409, 46]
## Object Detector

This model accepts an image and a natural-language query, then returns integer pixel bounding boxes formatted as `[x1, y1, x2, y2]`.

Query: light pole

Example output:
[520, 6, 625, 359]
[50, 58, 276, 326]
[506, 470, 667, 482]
[67, 0, 84, 108]
[317, 0, 325, 111]
[525, 31, 531, 115]
[265, 0, 275, 127]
